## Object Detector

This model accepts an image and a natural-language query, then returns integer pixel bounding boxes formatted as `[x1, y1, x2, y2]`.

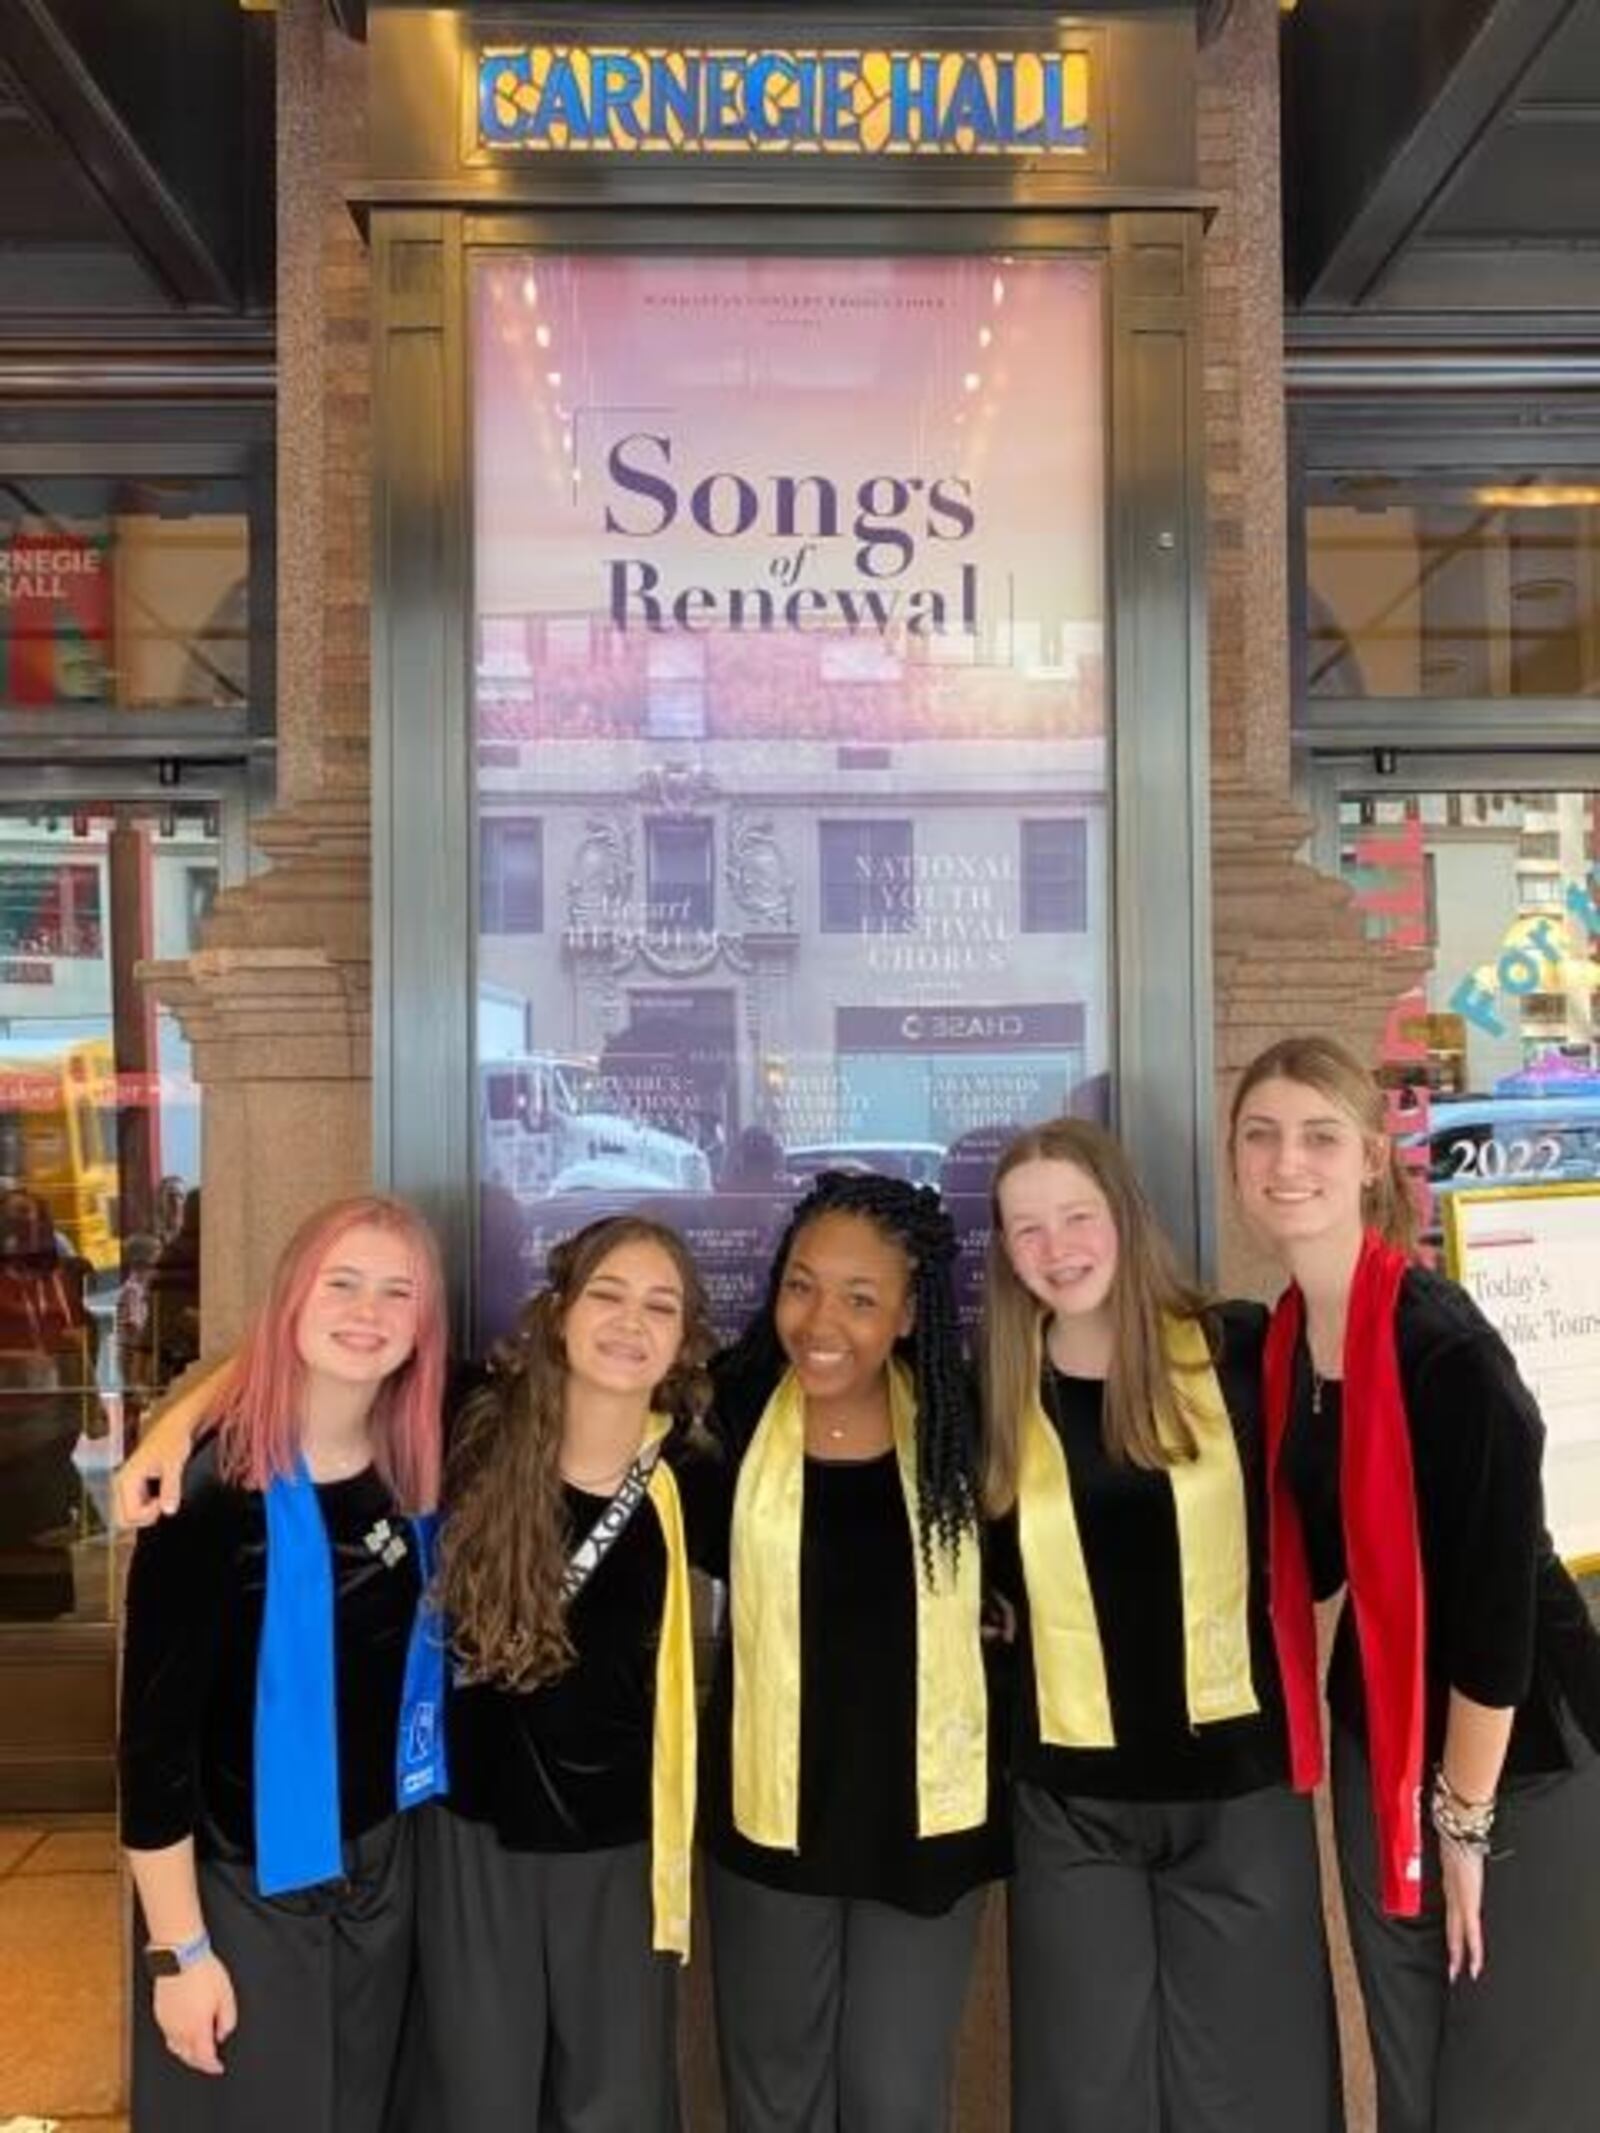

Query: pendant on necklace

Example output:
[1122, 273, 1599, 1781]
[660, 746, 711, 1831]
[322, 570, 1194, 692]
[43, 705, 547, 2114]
[1311, 1369, 1324, 1417]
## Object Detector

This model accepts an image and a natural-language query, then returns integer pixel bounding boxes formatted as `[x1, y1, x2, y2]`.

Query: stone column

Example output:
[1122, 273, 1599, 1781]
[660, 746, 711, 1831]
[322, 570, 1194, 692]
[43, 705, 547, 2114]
[142, 0, 375, 1347]
[1200, 15, 1425, 2131]
[1200, 0, 1424, 1306]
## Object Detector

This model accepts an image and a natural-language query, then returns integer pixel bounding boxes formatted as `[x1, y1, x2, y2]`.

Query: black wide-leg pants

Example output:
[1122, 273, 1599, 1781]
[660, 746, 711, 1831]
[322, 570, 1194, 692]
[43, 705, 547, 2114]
[707, 1860, 986, 2133]
[131, 1814, 414, 2133]
[1332, 1720, 1600, 2133]
[1009, 1779, 1344, 2133]
[394, 1804, 679, 2133]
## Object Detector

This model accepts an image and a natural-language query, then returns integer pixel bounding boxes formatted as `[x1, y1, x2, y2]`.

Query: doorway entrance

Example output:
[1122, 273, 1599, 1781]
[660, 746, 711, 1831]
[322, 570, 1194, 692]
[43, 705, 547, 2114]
[0, 771, 249, 1806]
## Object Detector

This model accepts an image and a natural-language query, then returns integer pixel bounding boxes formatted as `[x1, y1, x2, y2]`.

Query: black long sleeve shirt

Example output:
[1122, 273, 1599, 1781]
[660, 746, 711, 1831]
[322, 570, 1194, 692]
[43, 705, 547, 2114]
[700, 1440, 1011, 1917]
[1284, 1266, 1600, 1777]
[998, 1301, 1289, 1802]
[443, 1432, 729, 1851]
[118, 1442, 420, 1858]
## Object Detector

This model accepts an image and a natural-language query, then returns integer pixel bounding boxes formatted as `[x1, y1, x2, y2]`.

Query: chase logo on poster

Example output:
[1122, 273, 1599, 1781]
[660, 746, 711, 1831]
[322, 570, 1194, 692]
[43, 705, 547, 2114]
[477, 47, 1093, 156]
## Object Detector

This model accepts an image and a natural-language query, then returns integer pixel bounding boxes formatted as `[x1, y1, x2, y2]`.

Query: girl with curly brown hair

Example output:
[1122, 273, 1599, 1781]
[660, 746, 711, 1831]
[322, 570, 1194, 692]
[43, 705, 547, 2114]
[393, 1212, 725, 2131]
[118, 1212, 726, 2133]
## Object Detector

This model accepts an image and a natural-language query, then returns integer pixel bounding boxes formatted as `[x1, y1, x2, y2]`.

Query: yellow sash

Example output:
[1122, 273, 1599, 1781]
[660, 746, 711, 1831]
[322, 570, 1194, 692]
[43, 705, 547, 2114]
[641, 1415, 695, 1961]
[1018, 1315, 1258, 1748]
[730, 1364, 988, 1849]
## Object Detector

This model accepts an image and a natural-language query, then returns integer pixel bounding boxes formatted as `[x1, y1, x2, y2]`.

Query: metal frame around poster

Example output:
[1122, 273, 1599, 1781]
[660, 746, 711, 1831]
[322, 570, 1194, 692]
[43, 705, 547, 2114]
[371, 200, 1213, 1336]
[364, 10, 1214, 1334]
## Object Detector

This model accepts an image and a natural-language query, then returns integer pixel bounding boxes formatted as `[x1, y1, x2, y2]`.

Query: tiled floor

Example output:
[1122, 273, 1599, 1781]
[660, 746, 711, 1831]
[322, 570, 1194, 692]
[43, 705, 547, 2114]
[0, 1805, 1370, 2133]
[0, 1818, 125, 2133]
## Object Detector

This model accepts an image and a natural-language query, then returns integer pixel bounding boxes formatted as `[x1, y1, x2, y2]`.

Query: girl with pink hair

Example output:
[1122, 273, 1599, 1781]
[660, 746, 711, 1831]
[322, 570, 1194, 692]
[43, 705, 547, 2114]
[118, 1195, 449, 2133]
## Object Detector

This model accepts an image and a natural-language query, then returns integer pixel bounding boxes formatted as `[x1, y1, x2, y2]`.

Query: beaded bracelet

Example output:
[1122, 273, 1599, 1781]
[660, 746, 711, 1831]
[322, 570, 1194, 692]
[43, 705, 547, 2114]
[1430, 1765, 1497, 1858]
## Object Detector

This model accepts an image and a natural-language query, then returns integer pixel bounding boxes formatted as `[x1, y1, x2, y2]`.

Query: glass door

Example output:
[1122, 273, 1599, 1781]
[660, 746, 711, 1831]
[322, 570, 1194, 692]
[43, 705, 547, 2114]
[0, 774, 247, 1804]
[1305, 758, 1600, 1578]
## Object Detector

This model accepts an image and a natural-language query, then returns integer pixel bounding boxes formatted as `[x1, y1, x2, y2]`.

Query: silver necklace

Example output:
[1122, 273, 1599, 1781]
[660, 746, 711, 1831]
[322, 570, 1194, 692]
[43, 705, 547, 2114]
[562, 1449, 637, 1492]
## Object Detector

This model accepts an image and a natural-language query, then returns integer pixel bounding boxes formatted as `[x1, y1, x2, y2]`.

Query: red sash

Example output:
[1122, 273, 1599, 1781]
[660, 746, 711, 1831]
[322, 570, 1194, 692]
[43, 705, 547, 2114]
[1264, 1232, 1427, 1916]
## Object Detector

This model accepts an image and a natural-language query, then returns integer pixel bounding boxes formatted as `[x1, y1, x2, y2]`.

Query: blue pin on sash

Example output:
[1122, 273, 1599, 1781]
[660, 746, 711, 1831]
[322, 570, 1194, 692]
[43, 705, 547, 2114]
[255, 1461, 449, 1899]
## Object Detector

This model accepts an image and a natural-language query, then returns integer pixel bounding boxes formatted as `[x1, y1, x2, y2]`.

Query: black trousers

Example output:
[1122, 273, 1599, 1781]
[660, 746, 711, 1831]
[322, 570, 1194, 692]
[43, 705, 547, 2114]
[393, 1804, 679, 2133]
[1009, 1780, 1344, 2133]
[707, 1860, 986, 2133]
[131, 1814, 415, 2133]
[1332, 1721, 1600, 2133]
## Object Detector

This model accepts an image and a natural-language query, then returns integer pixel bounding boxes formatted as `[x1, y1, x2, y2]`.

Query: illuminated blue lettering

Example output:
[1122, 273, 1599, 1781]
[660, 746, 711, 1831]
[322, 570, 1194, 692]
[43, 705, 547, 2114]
[889, 53, 941, 146]
[941, 58, 998, 144]
[793, 55, 820, 139]
[1042, 56, 1086, 149]
[747, 54, 803, 140]
[480, 54, 531, 143]
[534, 55, 591, 139]
[646, 53, 700, 140]
[821, 55, 861, 141]
[704, 56, 746, 140]
[993, 57, 1044, 148]
[591, 54, 644, 141]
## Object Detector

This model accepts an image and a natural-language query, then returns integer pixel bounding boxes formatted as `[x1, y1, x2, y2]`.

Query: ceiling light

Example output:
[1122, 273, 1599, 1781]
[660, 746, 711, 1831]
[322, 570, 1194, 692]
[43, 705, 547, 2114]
[1476, 485, 1600, 509]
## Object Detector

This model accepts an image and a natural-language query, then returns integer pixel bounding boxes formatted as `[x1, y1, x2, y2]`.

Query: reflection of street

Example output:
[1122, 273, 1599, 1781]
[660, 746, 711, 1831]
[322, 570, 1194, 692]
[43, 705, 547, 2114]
[0, 1190, 104, 1621]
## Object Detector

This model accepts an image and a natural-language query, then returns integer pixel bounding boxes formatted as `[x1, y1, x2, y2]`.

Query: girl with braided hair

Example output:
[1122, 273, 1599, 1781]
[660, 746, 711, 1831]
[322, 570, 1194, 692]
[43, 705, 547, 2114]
[983, 1120, 1343, 2133]
[701, 1169, 1006, 2133]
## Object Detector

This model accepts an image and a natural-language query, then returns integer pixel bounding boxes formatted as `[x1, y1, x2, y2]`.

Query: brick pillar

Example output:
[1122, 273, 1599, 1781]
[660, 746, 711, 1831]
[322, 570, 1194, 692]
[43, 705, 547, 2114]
[142, 0, 374, 1343]
[1200, 0, 1421, 1302]
[1200, 16, 1427, 2131]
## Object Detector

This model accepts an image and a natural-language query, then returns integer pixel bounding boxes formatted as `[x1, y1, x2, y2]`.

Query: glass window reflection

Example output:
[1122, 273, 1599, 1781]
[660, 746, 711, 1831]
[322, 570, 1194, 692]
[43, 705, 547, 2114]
[1306, 477, 1600, 700]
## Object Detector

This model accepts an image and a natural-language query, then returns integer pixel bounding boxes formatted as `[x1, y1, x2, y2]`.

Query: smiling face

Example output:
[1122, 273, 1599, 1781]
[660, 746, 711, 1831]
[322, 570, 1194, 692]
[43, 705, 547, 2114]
[559, 1235, 688, 1401]
[996, 1156, 1120, 1326]
[1231, 1075, 1379, 1254]
[774, 1210, 914, 1410]
[295, 1222, 422, 1391]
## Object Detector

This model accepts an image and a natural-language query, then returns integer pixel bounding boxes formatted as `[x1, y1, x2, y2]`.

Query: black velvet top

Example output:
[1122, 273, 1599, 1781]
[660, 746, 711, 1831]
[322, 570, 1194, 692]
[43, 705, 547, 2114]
[119, 1442, 421, 1858]
[443, 1433, 728, 1851]
[701, 1446, 1011, 1917]
[999, 1301, 1288, 1802]
[1283, 1266, 1600, 1777]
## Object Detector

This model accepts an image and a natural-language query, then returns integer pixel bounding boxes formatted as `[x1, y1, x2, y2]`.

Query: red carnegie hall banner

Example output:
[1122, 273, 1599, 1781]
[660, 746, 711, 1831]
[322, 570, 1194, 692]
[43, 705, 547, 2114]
[0, 526, 114, 705]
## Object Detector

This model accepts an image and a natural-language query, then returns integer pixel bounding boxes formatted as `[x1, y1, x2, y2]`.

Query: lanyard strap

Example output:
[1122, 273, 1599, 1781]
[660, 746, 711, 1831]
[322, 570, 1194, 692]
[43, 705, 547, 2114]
[562, 1442, 665, 1604]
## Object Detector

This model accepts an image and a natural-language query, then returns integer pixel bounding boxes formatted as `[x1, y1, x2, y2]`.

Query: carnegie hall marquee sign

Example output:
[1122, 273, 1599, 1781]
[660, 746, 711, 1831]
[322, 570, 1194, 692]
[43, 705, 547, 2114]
[474, 45, 1096, 158]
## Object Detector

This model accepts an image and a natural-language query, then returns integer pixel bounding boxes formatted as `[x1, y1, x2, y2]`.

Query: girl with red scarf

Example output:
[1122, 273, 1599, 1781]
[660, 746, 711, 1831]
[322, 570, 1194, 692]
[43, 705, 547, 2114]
[1232, 1035, 1600, 2133]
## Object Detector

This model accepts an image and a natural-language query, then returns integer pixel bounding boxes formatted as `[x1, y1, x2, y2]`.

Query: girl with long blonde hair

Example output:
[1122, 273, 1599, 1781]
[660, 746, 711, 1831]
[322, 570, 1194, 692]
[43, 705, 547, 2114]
[983, 1118, 1342, 2133]
[1232, 1035, 1600, 2133]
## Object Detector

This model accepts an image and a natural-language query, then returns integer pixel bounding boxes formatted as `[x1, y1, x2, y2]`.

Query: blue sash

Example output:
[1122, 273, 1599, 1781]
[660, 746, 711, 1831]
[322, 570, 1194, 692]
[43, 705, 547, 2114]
[255, 1459, 449, 1898]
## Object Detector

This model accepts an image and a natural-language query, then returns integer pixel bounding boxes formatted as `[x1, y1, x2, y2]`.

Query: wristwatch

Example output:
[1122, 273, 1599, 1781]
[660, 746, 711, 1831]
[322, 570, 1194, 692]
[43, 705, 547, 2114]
[143, 1929, 212, 1978]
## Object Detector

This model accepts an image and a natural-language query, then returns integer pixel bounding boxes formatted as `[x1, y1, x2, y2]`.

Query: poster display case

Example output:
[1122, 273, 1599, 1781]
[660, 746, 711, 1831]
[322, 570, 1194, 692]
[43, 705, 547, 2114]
[471, 248, 1108, 1338]
[362, 6, 1215, 1330]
